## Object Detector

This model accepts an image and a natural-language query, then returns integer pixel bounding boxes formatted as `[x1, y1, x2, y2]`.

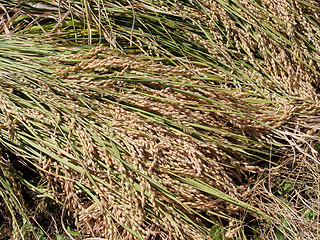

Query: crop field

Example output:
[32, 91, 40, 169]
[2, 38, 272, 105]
[0, 0, 319, 239]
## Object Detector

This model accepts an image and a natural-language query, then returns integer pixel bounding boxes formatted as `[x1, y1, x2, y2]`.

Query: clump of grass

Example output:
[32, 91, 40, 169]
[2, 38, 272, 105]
[1, 0, 319, 239]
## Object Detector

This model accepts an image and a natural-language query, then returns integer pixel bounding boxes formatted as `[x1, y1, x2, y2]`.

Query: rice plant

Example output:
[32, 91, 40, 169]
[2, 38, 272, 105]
[0, 0, 319, 239]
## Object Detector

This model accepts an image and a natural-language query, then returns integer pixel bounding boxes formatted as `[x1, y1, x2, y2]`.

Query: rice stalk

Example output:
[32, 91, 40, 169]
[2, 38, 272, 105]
[0, 0, 319, 239]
